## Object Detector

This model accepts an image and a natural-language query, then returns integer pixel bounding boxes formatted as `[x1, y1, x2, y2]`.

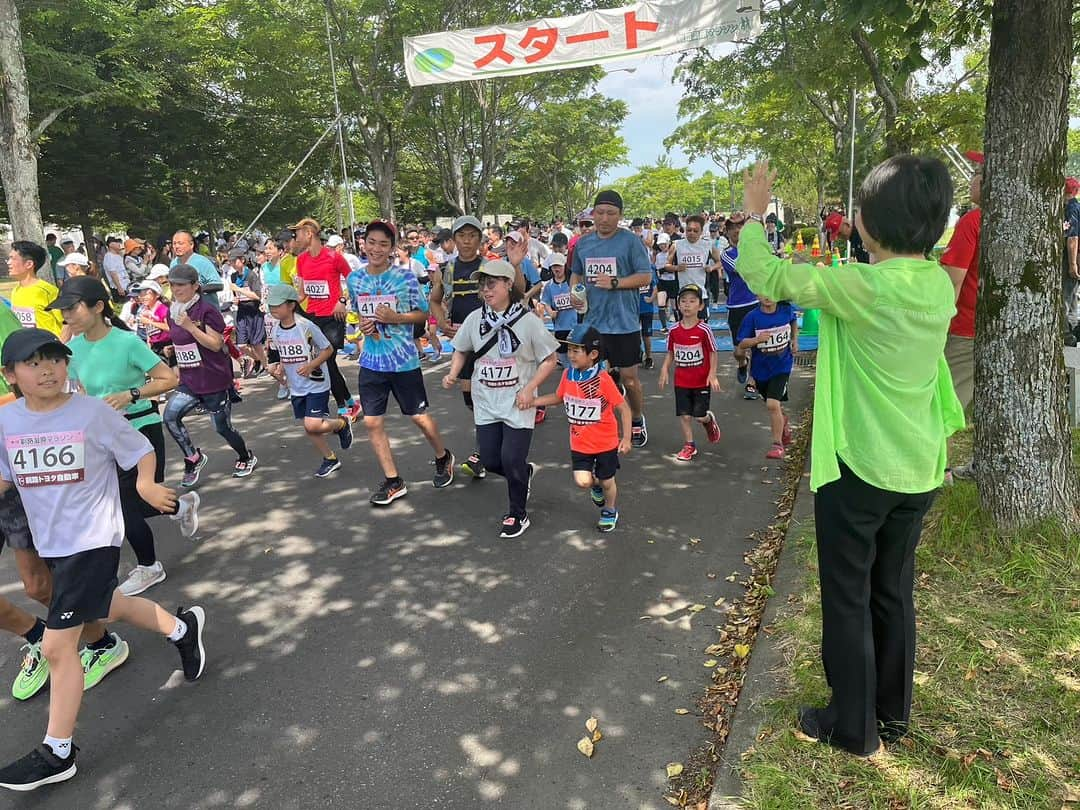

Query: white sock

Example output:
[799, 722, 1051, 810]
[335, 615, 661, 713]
[43, 735, 72, 760]
[167, 617, 187, 642]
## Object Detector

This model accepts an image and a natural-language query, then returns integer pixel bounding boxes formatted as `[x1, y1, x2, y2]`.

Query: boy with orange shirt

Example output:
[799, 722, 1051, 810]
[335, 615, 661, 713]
[531, 324, 631, 532]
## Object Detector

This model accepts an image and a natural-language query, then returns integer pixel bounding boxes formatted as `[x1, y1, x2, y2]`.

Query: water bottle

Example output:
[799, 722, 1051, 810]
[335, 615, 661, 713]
[571, 283, 588, 314]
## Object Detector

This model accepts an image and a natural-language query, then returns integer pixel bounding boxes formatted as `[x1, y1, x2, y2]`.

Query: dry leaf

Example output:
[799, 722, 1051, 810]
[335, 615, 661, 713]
[688, 537, 701, 546]
[576, 737, 594, 758]
[688, 604, 706, 613]
[704, 643, 724, 655]
[964, 667, 977, 681]
[734, 644, 751, 658]
[979, 638, 999, 651]
[704, 659, 718, 668]
[657, 675, 669, 683]
[666, 762, 684, 778]
[675, 708, 690, 715]
[714, 597, 726, 606]
[1063, 785, 1080, 802]
[995, 768, 1013, 791]
[725, 574, 738, 582]
[591, 729, 603, 743]
[585, 717, 598, 734]
[913, 672, 930, 685]
[664, 796, 680, 807]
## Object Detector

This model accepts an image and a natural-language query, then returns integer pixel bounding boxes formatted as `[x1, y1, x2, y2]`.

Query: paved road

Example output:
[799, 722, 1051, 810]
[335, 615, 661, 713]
[0, 350, 811, 810]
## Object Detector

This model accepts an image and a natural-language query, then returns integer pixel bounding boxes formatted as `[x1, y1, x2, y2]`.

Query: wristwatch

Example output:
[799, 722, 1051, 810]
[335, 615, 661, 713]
[748, 213, 765, 224]
[610, 276, 620, 289]
[129, 387, 142, 403]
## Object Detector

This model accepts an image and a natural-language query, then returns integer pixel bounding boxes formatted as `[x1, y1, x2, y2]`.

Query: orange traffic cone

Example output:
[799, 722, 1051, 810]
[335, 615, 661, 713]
[795, 232, 805, 252]
[811, 234, 821, 258]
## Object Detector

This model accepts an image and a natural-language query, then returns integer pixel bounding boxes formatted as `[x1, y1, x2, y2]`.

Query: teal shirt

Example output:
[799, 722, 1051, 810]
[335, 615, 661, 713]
[172, 254, 221, 309]
[68, 328, 165, 430]
[735, 221, 965, 493]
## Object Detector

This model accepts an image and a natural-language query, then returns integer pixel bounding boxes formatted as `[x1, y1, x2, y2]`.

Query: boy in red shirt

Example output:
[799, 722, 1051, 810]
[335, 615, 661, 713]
[532, 325, 630, 532]
[658, 284, 721, 461]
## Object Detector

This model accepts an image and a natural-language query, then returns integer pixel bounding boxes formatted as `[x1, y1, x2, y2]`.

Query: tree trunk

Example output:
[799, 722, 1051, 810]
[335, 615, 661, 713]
[975, 0, 1079, 529]
[0, 0, 44, 251]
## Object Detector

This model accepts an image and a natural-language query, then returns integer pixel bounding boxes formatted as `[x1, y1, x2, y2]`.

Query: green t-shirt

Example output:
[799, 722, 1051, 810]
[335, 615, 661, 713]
[0, 305, 23, 396]
[67, 327, 164, 430]
[735, 221, 965, 493]
[47, 244, 64, 272]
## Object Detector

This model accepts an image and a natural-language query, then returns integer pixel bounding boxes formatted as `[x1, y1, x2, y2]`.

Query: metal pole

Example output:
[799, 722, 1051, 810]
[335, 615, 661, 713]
[846, 87, 856, 261]
[325, 9, 356, 235]
[237, 118, 340, 241]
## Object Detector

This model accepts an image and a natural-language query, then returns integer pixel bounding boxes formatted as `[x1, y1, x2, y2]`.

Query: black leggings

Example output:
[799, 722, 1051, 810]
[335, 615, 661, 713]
[308, 313, 351, 408]
[117, 422, 175, 567]
[476, 421, 533, 519]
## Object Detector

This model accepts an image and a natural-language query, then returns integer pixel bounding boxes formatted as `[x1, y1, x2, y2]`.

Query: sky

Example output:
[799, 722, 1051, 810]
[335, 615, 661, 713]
[595, 44, 737, 184]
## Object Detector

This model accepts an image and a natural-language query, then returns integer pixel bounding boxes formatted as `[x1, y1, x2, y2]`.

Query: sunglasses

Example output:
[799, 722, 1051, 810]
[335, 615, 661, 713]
[477, 277, 507, 289]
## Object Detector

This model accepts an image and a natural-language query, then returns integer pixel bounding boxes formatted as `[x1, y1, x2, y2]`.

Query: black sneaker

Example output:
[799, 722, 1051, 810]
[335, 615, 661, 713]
[233, 454, 258, 478]
[0, 744, 78, 792]
[643, 357, 655, 369]
[433, 451, 455, 489]
[173, 605, 206, 681]
[631, 417, 648, 448]
[370, 478, 408, 506]
[461, 452, 486, 479]
[314, 457, 342, 478]
[499, 513, 530, 539]
[736, 364, 748, 385]
[336, 417, 353, 450]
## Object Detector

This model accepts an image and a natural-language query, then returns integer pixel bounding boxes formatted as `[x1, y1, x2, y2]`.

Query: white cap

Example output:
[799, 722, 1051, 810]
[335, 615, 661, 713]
[148, 264, 170, 280]
[655, 233, 671, 245]
[61, 252, 89, 267]
[505, 230, 526, 244]
[543, 252, 567, 269]
[326, 234, 345, 247]
[133, 280, 163, 296]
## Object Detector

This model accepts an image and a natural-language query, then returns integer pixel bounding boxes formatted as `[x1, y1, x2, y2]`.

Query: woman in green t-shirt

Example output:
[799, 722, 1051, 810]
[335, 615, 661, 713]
[738, 157, 965, 757]
[50, 277, 200, 598]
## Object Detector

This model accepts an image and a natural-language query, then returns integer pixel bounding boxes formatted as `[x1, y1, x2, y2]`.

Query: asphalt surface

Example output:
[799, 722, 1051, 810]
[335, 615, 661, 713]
[0, 344, 812, 810]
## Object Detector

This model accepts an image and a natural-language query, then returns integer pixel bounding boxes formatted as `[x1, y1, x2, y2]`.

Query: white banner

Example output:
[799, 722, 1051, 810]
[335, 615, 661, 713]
[404, 0, 761, 87]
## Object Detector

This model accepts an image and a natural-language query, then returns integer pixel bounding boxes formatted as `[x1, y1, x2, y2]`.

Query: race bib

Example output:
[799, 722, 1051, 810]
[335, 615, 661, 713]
[584, 257, 617, 285]
[355, 294, 398, 319]
[756, 325, 791, 354]
[673, 343, 705, 367]
[552, 293, 572, 310]
[277, 340, 309, 364]
[681, 251, 704, 269]
[639, 283, 652, 294]
[476, 356, 519, 388]
[12, 307, 35, 328]
[302, 279, 330, 299]
[6, 431, 85, 487]
[658, 270, 676, 281]
[174, 343, 202, 368]
[565, 395, 602, 425]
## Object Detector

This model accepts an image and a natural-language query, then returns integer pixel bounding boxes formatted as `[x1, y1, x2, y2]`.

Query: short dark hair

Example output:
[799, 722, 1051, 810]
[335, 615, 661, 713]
[365, 220, 397, 246]
[686, 214, 706, 228]
[10, 240, 48, 272]
[856, 155, 952, 255]
[490, 225, 504, 238]
[46, 233, 57, 242]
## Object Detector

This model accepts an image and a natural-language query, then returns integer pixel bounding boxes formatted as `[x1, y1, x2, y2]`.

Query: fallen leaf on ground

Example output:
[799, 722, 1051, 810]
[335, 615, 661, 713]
[592, 729, 602, 742]
[725, 574, 738, 582]
[912, 672, 930, 685]
[964, 667, 977, 681]
[665, 762, 683, 778]
[675, 708, 690, 715]
[585, 717, 598, 733]
[734, 644, 751, 658]
[1063, 785, 1080, 801]
[995, 768, 1013, 791]
[664, 796, 680, 807]
[688, 537, 701, 546]
[705, 644, 724, 655]
[979, 638, 999, 651]
[704, 659, 718, 668]
[577, 737, 594, 758]
[657, 675, 669, 683]
[714, 597, 726, 606]
[688, 604, 706, 613]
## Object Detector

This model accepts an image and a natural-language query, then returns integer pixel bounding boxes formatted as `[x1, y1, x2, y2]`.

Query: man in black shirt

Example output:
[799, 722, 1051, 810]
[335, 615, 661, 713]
[838, 218, 870, 264]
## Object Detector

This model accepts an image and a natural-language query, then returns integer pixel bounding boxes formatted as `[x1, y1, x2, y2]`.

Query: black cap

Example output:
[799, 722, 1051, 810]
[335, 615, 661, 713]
[435, 228, 453, 243]
[678, 283, 704, 301]
[275, 228, 295, 242]
[227, 247, 246, 261]
[2, 328, 71, 366]
[593, 190, 624, 211]
[46, 276, 112, 311]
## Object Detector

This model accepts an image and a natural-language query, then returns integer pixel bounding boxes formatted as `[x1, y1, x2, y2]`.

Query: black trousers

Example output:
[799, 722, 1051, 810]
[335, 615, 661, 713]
[812, 461, 935, 754]
[476, 422, 533, 519]
[307, 312, 352, 408]
[117, 422, 174, 567]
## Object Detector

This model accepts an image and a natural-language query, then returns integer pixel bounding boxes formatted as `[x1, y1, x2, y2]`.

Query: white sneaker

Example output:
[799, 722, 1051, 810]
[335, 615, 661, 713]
[276, 384, 290, 400]
[171, 491, 200, 538]
[118, 562, 166, 596]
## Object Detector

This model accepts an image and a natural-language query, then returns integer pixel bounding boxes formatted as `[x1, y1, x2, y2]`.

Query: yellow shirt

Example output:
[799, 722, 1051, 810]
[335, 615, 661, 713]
[280, 254, 297, 287]
[11, 279, 63, 335]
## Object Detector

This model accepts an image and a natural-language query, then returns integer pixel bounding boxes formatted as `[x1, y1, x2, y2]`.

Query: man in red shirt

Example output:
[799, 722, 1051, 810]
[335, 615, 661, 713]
[940, 150, 984, 413]
[824, 207, 844, 250]
[290, 217, 360, 419]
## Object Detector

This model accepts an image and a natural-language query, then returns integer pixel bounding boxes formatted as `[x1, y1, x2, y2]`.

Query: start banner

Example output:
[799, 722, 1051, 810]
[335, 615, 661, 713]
[404, 0, 761, 87]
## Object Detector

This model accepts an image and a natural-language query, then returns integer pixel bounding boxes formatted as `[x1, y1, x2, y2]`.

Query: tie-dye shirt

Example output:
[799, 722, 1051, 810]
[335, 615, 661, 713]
[346, 264, 422, 373]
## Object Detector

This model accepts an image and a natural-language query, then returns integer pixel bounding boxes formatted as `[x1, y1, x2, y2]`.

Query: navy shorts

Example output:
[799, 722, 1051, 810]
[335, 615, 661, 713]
[358, 367, 429, 417]
[291, 390, 333, 420]
[571, 448, 620, 481]
[44, 547, 121, 630]
[234, 306, 266, 345]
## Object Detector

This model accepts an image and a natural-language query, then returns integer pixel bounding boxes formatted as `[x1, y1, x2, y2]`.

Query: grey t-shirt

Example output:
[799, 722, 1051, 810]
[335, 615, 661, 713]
[452, 308, 559, 430]
[270, 316, 333, 397]
[0, 394, 152, 558]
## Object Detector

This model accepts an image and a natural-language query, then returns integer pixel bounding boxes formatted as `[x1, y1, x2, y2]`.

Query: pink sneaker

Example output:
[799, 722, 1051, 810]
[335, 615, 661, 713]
[766, 443, 785, 460]
[703, 411, 721, 443]
[781, 417, 792, 447]
[676, 443, 698, 462]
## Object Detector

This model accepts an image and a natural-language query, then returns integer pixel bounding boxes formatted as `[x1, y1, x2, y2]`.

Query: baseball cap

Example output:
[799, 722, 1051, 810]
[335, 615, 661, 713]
[60, 252, 89, 267]
[565, 324, 602, 353]
[148, 264, 170, 281]
[1067, 178, 1080, 196]
[265, 284, 300, 307]
[678, 283, 704, 300]
[132, 280, 163, 296]
[964, 150, 985, 165]
[124, 238, 145, 254]
[451, 215, 484, 235]
[655, 232, 671, 245]
[543, 252, 567, 269]
[505, 230, 526, 244]
[60, 237, 74, 246]
[365, 219, 398, 245]
[288, 217, 321, 233]
[435, 228, 453, 243]
[326, 234, 345, 247]
[168, 264, 199, 285]
[2, 328, 71, 366]
[593, 190, 623, 210]
[46, 276, 112, 310]
[275, 228, 295, 242]
[470, 259, 516, 282]
[227, 247, 246, 261]
[577, 209, 594, 224]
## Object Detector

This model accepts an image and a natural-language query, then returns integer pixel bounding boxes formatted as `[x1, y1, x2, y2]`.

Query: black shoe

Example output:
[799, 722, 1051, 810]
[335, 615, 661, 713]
[0, 744, 78, 792]
[499, 513, 530, 538]
[526, 462, 536, 502]
[643, 357, 654, 369]
[433, 451, 455, 489]
[173, 605, 206, 681]
[370, 478, 408, 506]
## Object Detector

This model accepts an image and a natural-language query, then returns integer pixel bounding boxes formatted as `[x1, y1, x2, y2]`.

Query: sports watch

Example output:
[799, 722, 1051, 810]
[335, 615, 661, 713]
[129, 387, 142, 402]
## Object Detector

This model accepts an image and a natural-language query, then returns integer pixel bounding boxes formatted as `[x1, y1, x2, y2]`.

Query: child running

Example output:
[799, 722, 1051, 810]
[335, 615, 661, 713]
[658, 284, 722, 461]
[265, 285, 353, 478]
[638, 265, 658, 369]
[0, 328, 206, 792]
[735, 296, 798, 459]
[531, 324, 631, 532]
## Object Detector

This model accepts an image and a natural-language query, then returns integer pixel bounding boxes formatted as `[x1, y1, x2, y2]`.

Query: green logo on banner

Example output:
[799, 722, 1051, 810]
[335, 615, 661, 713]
[415, 48, 455, 74]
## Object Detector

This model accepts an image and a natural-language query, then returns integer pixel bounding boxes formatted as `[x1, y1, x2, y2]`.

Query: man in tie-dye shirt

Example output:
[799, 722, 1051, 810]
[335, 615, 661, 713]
[345, 220, 455, 507]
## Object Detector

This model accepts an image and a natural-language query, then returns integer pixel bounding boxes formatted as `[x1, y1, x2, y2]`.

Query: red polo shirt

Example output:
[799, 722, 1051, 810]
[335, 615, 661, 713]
[296, 246, 351, 317]
[940, 208, 981, 338]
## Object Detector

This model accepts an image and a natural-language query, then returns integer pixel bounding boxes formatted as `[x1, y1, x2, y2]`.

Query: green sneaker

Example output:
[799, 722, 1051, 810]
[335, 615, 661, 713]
[11, 641, 49, 701]
[589, 485, 605, 507]
[80, 633, 129, 691]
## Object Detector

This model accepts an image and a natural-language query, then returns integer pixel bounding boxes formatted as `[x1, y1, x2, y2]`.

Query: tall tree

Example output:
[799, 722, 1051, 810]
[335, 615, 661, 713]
[974, 0, 1079, 527]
